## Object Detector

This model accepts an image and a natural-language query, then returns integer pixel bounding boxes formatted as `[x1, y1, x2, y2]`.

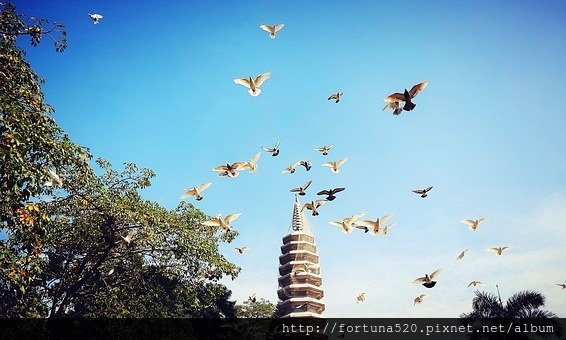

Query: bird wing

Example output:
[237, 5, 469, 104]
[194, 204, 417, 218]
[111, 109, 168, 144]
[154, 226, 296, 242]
[202, 219, 221, 227]
[409, 81, 428, 98]
[316, 189, 331, 196]
[460, 219, 475, 226]
[180, 188, 197, 199]
[197, 182, 212, 192]
[501, 246, 511, 251]
[336, 158, 349, 167]
[274, 140, 280, 149]
[261, 146, 274, 152]
[356, 220, 377, 229]
[478, 218, 488, 224]
[273, 23, 284, 32]
[290, 187, 302, 193]
[424, 186, 433, 192]
[330, 187, 346, 194]
[412, 189, 425, 194]
[254, 72, 271, 87]
[413, 276, 427, 284]
[302, 180, 312, 190]
[314, 199, 328, 208]
[234, 78, 251, 89]
[384, 93, 405, 102]
[230, 161, 248, 170]
[224, 213, 242, 223]
[429, 268, 443, 280]
[212, 164, 229, 172]
[328, 93, 338, 100]
[259, 24, 274, 33]
[380, 213, 393, 225]
[328, 221, 343, 228]
[302, 203, 313, 212]
[321, 161, 334, 168]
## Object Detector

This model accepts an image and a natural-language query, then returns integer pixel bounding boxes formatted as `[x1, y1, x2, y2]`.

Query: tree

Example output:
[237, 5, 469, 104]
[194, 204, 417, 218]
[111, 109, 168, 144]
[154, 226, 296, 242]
[460, 289, 564, 339]
[235, 297, 277, 318]
[1, 3, 241, 318]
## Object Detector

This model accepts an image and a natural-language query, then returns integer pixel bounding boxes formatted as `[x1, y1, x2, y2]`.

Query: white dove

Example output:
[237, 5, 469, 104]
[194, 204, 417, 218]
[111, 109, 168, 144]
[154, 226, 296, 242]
[44, 169, 63, 187]
[356, 213, 393, 236]
[259, 24, 284, 39]
[202, 213, 242, 233]
[321, 157, 348, 174]
[329, 211, 367, 234]
[181, 182, 212, 201]
[282, 161, 301, 174]
[238, 152, 261, 173]
[460, 218, 488, 231]
[234, 72, 271, 96]
[488, 246, 511, 256]
[88, 13, 103, 24]
[413, 294, 428, 306]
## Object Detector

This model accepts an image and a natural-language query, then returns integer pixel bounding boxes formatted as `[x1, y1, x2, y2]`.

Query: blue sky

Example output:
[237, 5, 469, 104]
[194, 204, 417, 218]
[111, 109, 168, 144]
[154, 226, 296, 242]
[13, 0, 566, 317]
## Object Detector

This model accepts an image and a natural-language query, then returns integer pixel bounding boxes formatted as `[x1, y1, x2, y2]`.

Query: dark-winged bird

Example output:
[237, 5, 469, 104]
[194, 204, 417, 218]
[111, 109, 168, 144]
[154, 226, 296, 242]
[413, 268, 442, 288]
[290, 180, 312, 196]
[317, 187, 345, 201]
[383, 81, 428, 114]
[412, 186, 433, 198]
[328, 92, 343, 103]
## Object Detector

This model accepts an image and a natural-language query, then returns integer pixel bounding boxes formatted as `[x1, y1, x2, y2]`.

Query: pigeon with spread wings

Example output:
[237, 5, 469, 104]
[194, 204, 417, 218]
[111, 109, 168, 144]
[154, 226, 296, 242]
[328, 92, 343, 103]
[260, 24, 284, 39]
[290, 180, 312, 196]
[88, 13, 103, 24]
[181, 182, 212, 201]
[212, 162, 245, 178]
[237, 152, 261, 173]
[202, 213, 242, 233]
[282, 161, 302, 174]
[314, 144, 333, 156]
[384, 81, 428, 114]
[262, 140, 280, 156]
[302, 200, 327, 216]
[460, 218, 488, 231]
[322, 158, 348, 174]
[413, 269, 443, 288]
[488, 246, 511, 256]
[234, 72, 271, 96]
[412, 186, 433, 198]
[329, 211, 367, 234]
[356, 213, 394, 236]
[413, 294, 428, 306]
[316, 187, 345, 201]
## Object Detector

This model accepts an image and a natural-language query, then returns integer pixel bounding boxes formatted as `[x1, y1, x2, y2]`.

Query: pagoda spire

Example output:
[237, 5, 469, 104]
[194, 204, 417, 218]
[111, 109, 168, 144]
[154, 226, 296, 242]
[276, 195, 325, 317]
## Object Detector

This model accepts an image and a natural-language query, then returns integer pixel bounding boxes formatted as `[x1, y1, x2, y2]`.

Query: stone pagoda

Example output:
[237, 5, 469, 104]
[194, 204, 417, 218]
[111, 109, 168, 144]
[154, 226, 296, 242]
[276, 195, 325, 317]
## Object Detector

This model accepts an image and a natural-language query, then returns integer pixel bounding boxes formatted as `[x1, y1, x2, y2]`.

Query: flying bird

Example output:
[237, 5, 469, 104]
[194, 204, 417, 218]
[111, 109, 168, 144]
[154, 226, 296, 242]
[88, 13, 103, 24]
[181, 182, 212, 201]
[234, 72, 271, 96]
[356, 213, 393, 236]
[262, 140, 280, 156]
[316, 187, 345, 201]
[460, 218, 488, 231]
[383, 81, 428, 114]
[118, 230, 137, 247]
[44, 169, 63, 187]
[413, 269, 443, 288]
[237, 152, 261, 173]
[356, 292, 367, 304]
[299, 160, 312, 171]
[328, 92, 343, 103]
[212, 162, 245, 178]
[556, 282, 566, 289]
[282, 161, 302, 174]
[412, 186, 433, 198]
[488, 246, 511, 256]
[301, 200, 327, 216]
[248, 293, 257, 303]
[322, 158, 348, 174]
[380, 223, 396, 235]
[329, 211, 367, 234]
[467, 281, 485, 288]
[290, 180, 312, 196]
[413, 294, 428, 306]
[259, 24, 284, 39]
[234, 247, 250, 254]
[456, 248, 469, 260]
[314, 144, 333, 156]
[202, 213, 242, 233]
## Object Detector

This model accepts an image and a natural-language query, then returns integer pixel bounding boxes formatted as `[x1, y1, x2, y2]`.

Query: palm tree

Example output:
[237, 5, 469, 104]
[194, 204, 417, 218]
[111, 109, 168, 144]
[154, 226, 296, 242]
[460, 289, 564, 339]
